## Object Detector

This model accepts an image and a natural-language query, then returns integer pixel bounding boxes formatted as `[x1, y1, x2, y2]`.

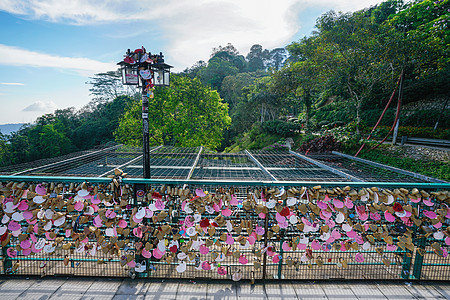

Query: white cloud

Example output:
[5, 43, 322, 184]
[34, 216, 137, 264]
[22, 101, 57, 112]
[0, 44, 117, 75]
[0, 82, 24, 85]
[0, 0, 385, 70]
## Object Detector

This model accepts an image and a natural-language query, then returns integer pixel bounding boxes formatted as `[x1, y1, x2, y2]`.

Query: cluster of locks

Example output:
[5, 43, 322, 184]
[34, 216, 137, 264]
[0, 172, 449, 278]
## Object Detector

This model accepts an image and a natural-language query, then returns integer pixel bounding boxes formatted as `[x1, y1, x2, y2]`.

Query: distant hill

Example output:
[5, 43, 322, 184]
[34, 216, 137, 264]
[0, 123, 25, 135]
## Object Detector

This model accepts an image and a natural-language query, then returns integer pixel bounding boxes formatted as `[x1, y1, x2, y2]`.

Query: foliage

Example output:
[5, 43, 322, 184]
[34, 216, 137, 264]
[374, 126, 450, 140]
[297, 134, 341, 153]
[114, 75, 231, 150]
[357, 146, 450, 181]
[261, 120, 301, 137]
[85, 70, 134, 105]
[226, 124, 280, 152]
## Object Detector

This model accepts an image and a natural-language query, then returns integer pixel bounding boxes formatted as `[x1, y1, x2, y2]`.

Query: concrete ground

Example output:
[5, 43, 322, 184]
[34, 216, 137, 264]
[0, 277, 449, 300]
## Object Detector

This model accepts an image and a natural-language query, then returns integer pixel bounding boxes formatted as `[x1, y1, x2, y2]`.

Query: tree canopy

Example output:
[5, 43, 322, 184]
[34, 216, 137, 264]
[114, 75, 231, 150]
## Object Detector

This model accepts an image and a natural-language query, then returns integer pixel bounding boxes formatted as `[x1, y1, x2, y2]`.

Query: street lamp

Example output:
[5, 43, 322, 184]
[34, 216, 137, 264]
[117, 47, 172, 178]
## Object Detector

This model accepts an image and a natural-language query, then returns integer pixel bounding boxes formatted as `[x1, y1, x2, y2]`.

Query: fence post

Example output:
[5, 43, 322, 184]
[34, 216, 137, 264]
[411, 201, 425, 280]
[277, 198, 287, 280]
[412, 236, 426, 279]
[401, 250, 413, 279]
[277, 232, 285, 279]
[262, 210, 269, 281]
[134, 183, 146, 278]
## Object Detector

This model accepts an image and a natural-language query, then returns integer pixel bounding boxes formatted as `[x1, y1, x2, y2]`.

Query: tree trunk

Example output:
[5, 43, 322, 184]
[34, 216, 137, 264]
[304, 91, 311, 133]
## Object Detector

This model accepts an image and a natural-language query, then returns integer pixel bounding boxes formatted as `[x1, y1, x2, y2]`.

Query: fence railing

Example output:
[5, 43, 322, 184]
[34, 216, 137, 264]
[0, 175, 449, 281]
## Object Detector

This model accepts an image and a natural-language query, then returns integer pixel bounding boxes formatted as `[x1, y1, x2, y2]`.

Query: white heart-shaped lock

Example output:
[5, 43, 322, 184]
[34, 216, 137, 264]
[321, 232, 331, 241]
[177, 252, 187, 260]
[287, 197, 297, 206]
[336, 212, 345, 224]
[289, 215, 298, 224]
[176, 261, 187, 273]
[44, 209, 54, 220]
[43, 244, 56, 253]
[300, 237, 309, 244]
[342, 223, 352, 232]
[2, 214, 10, 224]
[35, 238, 46, 250]
[226, 220, 233, 232]
[43, 221, 52, 231]
[75, 243, 85, 253]
[434, 231, 444, 240]
[4, 202, 15, 214]
[184, 204, 193, 214]
[105, 228, 116, 237]
[157, 240, 166, 252]
[362, 241, 371, 250]
[77, 189, 89, 197]
[148, 203, 157, 211]
[193, 214, 202, 223]
[135, 207, 146, 219]
[186, 227, 197, 237]
[205, 205, 214, 214]
[386, 194, 394, 205]
[360, 193, 369, 202]
[12, 212, 24, 222]
[37, 209, 45, 220]
[54, 216, 66, 227]
[266, 199, 276, 209]
[33, 196, 46, 204]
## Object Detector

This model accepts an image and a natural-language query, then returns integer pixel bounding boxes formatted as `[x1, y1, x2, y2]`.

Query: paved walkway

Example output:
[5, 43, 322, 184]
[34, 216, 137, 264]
[0, 277, 449, 300]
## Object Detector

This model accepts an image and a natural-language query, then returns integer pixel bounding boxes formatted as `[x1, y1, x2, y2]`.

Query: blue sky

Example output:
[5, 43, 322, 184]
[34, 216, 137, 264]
[0, 0, 384, 125]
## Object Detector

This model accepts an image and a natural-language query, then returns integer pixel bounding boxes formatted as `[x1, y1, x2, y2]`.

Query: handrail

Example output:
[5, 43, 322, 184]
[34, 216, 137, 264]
[0, 175, 449, 188]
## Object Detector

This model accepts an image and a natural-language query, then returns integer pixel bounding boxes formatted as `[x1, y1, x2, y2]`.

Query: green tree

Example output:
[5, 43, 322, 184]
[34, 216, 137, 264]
[115, 75, 231, 150]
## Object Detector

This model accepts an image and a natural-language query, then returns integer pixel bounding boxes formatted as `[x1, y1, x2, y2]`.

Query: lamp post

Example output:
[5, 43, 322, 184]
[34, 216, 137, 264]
[118, 47, 172, 178]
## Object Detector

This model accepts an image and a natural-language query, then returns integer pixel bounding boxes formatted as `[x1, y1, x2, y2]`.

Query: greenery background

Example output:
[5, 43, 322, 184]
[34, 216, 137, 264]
[0, 0, 448, 180]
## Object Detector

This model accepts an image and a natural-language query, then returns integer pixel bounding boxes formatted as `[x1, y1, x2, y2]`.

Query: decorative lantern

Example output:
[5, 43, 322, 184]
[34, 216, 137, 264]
[150, 62, 172, 87]
[118, 62, 139, 85]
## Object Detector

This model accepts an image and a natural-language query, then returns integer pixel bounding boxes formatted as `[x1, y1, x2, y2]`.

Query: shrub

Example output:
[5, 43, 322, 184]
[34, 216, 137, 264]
[297, 135, 341, 153]
[374, 126, 450, 140]
[261, 120, 301, 137]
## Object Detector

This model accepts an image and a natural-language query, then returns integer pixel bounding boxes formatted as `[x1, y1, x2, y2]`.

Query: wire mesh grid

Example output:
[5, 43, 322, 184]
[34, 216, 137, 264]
[192, 152, 271, 181]
[249, 149, 349, 182]
[0, 145, 444, 183]
[0, 144, 120, 176]
[306, 153, 430, 183]
[0, 181, 449, 281]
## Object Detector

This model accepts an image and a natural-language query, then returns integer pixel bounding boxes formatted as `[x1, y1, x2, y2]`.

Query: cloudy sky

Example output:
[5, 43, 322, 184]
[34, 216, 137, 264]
[0, 0, 384, 125]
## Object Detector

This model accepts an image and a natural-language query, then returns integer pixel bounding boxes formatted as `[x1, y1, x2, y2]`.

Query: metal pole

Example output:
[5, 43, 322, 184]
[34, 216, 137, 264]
[142, 88, 150, 179]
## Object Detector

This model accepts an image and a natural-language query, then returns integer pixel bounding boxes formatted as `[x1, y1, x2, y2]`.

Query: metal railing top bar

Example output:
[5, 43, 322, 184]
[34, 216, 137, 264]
[332, 151, 449, 184]
[289, 150, 364, 182]
[1, 175, 449, 188]
[245, 150, 278, 181]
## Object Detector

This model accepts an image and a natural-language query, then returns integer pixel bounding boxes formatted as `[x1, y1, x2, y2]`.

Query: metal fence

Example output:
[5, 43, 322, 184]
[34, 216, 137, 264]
[0, 175, 449, 281]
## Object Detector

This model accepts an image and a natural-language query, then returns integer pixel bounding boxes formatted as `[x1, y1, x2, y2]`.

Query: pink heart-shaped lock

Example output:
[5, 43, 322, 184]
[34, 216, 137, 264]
[311, 240, 321, 250]
[282, 241, 291, 251]
[222, 207, 232, 217]
[333, 198, 344, 208]
[384, 211, 395, 222]
[200, 245, 209, 255]
[226, 234, 234, 245]
[355, 252, 364, 262]
[239, 255, 249, 265]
